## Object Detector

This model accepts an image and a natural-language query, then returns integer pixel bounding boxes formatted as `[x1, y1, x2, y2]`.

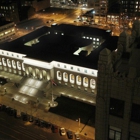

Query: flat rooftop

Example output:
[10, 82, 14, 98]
[0, 20, 13, 27]
[0, 24, 118, 69]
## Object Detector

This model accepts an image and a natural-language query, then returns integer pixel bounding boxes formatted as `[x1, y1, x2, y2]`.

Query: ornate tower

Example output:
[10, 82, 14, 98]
[95, 48, 113, 140]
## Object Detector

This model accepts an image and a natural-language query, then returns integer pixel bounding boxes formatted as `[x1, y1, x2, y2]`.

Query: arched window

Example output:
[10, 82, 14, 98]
[7, 59, 11, 67]
[12, 60, 16, 69]
[22, 63, 25, 71]
[28, 67, 33, 77]
[63, 72, 68, 82]
[83, 77, 88, 87]
[36, 69, 40, 79]
[76, 75, 81, 85]
[90, 79, 96, 89]
[0, 58, 2, 65]
[42, 70, 47, 80]
[2, 58, 6, 66]
[57, 71, 62, 80]
[17, 61, 21, 70]
[70, 74, 74, 84]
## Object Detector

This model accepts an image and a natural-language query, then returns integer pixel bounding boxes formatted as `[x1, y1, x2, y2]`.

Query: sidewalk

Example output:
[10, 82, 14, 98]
[0, 71, 95, 140]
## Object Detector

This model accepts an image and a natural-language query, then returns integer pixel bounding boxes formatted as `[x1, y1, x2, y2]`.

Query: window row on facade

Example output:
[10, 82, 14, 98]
[0, 6, 14, 10]
[57, 71, 96, 89]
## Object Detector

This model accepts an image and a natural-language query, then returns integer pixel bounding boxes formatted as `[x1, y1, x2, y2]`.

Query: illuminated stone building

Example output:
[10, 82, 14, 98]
[0, 24, 117, 105]
[95, 19, 140, 140]
[0, 20, 15, 43]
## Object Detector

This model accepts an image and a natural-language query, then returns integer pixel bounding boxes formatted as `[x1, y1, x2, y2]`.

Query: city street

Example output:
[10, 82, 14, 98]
[7, 7, 124, 42]
[0, 112, 72, 140]
[0, 71, 95, 140]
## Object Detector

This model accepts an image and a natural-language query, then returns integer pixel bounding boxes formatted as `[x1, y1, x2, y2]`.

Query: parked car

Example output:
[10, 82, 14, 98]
[15, 110, 21, 119]
[8, 108, 16, 116]
[52, 125, 59, 133]
[67, 130, 73, 139]
[45, 122, 52, 129]
[34, 118, 40, 125]
[29, 115, 34, 122]
[1, 104, 6, 111]
[38, 120, 45, 127]
[75, 133, 80, 140]
[60, 127, 66, 136]
[21, 112, 28, 121]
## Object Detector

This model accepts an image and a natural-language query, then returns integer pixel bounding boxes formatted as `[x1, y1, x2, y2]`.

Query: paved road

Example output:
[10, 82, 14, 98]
[0, 72, 95, 140]
[0, 112, 73, 140]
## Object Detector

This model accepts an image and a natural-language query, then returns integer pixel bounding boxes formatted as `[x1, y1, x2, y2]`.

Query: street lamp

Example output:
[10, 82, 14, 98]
[76, 118, 80, 133]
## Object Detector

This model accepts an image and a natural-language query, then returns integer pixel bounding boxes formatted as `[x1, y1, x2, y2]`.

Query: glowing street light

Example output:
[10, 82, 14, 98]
[76, 118, 81, 133]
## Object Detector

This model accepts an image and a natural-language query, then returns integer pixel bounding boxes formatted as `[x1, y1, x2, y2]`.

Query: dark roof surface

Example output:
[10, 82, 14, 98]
[52, 24, 111, 39]
[0, 20, 13, 26]
[0, 24, 118, 69]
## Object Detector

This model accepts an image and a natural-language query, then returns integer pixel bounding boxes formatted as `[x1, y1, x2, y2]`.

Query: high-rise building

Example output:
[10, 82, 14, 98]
[0, 0, 50, 23]
[107, 0, 140, 26]
[0, 1, 20, 23]
[93, 0, 107, 23]
[95, 19, 140, 140]
[120, 0, 140, 19]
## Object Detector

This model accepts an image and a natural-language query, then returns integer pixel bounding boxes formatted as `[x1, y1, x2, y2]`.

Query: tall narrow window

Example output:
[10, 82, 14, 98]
[109, 126, 121, 140]
[109, 98, 124, 118]
[76, 75, 81, 85]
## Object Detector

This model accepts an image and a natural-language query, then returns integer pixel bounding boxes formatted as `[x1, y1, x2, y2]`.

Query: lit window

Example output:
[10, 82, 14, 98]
[97, 38, 99, 41]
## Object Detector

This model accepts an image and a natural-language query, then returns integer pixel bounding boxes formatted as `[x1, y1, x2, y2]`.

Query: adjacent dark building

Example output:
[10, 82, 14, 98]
[95, 20, 140, 140]
[0, 0, 50, 23]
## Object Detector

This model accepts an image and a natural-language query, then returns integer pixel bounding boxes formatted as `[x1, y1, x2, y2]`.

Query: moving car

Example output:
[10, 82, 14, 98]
[60, 127, 66, 136]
